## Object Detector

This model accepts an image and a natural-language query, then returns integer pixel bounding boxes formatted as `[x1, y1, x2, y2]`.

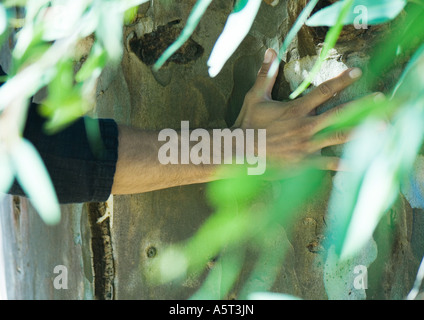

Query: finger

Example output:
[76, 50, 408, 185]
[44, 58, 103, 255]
[297, 67, 363, 115]
[251, 48, 279, 100]
[305, 156, 349, 171]
[313, 92, 386, 132]
[265, 156, 349, 179]
[309, 129, 353, 152]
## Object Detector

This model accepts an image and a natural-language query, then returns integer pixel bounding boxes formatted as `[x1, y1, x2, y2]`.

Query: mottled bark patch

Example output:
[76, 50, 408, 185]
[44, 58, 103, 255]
[129, 20, 204, 66]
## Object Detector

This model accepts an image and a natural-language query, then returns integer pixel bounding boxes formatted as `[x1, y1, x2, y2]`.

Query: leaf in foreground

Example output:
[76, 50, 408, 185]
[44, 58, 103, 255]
[207, 0, 262, 77]
[306, 0, 407, 27]
[0, 151, 14, 195]
[11, 139, 61, 225]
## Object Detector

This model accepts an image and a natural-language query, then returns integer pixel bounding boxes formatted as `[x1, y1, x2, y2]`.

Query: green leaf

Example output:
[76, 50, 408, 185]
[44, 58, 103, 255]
[324, 242, 377, 299]
[328, 99, 424, 260]
[153, 0, 213, 71]
[306, 0, 407, 27]
[314, 94, 396, 137]
[75, 42, 107, 83]
[41, 1, 90, 41]
[41, 97, 87, 134]
[392, 42, 424, 98]
[290, 0, 354, 99]
[11, 139, 61, 225]
[207, 165, 265, 207]
[154, 166, 325, 283]
[248, 292, 302, 300]
[367, 4, 424, 88]
[3, 0, 28, 8]
[207, 0, 262, 77]
[189, 249, 245, 300]
[268, 0, 320, 79]
[117, 0, 150, 12]
[124, 5, 138, 25]
[0, 4, 7, 36]
[0, 151, 14, 195]
[96, 3, 125, 62]
[239, 226, 288, 299]
[12, 27, 50, 74]
[233, 0, 249, 13]
[41, 58, 89, 133]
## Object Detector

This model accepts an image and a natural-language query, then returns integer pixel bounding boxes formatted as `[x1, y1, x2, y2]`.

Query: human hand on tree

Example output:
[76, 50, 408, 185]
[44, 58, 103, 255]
[234, 48, 374, 171]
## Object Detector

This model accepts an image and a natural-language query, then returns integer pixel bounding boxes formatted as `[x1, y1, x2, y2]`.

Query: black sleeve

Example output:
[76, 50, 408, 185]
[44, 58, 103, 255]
[2, 67, 119, 204]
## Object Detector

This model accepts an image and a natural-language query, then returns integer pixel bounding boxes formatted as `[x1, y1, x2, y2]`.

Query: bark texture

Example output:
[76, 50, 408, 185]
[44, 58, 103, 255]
[1, 0, 423, 300]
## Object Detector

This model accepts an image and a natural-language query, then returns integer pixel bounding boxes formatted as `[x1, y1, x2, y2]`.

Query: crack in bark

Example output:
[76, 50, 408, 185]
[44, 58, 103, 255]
[87, 202, 114, 300]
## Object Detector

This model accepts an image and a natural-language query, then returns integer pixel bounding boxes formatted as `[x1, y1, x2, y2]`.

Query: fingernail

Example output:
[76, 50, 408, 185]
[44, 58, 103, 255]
[264, 49, 274, 64]
[349, 68, 362, 79]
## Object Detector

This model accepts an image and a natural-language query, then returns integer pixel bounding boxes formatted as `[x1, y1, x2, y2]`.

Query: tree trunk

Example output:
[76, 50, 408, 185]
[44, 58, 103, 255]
[1, 0, 423, 300]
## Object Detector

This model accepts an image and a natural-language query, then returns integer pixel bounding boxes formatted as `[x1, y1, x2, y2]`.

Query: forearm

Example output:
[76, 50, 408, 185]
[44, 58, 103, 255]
[111, 125, 227, 195]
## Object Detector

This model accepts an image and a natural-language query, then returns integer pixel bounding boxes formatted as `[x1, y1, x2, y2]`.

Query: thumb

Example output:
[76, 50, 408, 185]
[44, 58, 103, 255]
[252, 48, 278, 100]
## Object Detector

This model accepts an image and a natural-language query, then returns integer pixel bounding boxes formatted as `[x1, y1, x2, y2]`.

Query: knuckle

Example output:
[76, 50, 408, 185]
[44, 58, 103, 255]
[318, 83, 333, 98]
[301, 120, 316, 134]
[293, 140, 312, 155]
[286, 104, 301, 117]
[257, 65, 270, 78]
[333, 130, 347, 143]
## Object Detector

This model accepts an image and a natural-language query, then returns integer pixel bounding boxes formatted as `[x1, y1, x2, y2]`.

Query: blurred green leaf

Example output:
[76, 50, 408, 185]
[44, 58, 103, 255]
[75, 42, 107, 83]
[233, 0, 249, 13]
[190, 249, 245, 300]
[407, 255, 424, 300]
[124, 5, 138, 25]
[41, 1, 90, 41]
[248, 292, 302, 300]
[153, 0, 213, 71]
[290, 0, 354, 99]
[41, 97, 87, 134]
[266, 167, 325, 226]
[367, 3, 424, 87]
[155, 165, 325, 283]
[239, 225, 288, 299]
[12, 27, 51, 74]
[306, 0, 407, 27]
[96, 4, 124, 62]
[3, 0, 28, 8]
[207, 0, 262, 77]
[0, 151, 14, 195]
[180, 208, 253, 275]
[207, 166, 266, 207]
[11, 139, 61, 225]
[328, 97, 424, 260]
[40, 58, 88, 133]
[0, 4, 7, 36]
[392, 42, 424, 98]
[314, 94, 396, 138]
[118, 0, 150, 12]
[324, 241, 377, 299]
[268, 0, 319, 78]
[326, 36, 424, 261]
[84, 117, 106, 159]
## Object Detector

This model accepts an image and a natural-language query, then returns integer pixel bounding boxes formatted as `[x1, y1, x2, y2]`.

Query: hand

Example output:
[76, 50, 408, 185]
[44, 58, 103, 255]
[234, 48, 365, 171]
